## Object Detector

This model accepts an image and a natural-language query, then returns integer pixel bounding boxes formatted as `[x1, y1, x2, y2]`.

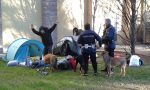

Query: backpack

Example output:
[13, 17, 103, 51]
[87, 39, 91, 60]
[57, 59, 71, 70]
[69, 58, 77, 72]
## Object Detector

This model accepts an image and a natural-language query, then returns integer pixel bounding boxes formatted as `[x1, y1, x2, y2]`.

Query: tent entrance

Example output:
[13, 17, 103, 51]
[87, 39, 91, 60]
[14, 44, 43, 62]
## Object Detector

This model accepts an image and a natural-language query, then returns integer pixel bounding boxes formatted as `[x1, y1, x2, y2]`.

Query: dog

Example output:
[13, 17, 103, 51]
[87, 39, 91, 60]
[68, 55, 84, 75]
[44, 54, 58, 72]
[75, 55, 84, 75]
[102, 51, 113, 76]
[102, 51, 127, 77]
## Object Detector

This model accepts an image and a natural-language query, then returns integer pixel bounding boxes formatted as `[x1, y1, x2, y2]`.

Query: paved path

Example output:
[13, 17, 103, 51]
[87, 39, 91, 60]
[97, 45, 150, 57]
[1, 45, 150, 58]
[0, 54, 5, 59]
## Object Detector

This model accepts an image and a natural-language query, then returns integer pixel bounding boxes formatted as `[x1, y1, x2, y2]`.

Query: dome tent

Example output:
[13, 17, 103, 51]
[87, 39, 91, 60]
[5, 38, 44, 62]
[53, 36, 81, 56]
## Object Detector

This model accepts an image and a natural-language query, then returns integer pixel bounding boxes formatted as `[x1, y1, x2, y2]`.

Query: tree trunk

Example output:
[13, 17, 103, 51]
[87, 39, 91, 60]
[121, 0, 131, 44]
[0, 0, 3, 53]
[92, 0, 97, 31]
[130, 0, 136, 54]
[84, 0, 92, 25]
[42, 0, 57, 45]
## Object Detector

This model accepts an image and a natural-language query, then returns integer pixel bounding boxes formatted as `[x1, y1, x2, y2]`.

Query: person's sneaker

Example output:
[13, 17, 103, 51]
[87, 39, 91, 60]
[110, 71, 114, 75]
[101, 69, 107, 72]
[94, 73, 98, 76]
[105, 74, 109, 77]
[83, 73, 88, 76]
[101, 68, 107, 72]
[41, 71, 49, 76]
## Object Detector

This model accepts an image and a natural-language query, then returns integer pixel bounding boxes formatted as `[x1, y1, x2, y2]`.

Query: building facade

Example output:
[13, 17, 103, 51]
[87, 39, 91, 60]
[2, 0, 145, 53]
[0, 0, 88, 53]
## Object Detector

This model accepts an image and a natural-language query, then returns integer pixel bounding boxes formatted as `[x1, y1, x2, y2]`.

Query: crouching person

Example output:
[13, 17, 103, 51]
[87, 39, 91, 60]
[78, 23, 102, 76]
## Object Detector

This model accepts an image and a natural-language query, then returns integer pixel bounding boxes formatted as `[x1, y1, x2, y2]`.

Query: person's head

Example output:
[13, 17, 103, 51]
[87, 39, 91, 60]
[73, 27, 78, 35]
[39, 26, 48, 33]
[84, 23, 91, 30]
[105, 18, 111, 27]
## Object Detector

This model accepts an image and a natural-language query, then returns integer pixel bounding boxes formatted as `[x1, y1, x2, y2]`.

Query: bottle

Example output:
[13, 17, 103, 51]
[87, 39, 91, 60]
[41, 71, 49, 75]
[26, 56, 31, 67]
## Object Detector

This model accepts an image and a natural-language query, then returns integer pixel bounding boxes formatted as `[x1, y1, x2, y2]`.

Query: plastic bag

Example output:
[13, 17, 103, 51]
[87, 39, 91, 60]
[129, 55, 140, 66]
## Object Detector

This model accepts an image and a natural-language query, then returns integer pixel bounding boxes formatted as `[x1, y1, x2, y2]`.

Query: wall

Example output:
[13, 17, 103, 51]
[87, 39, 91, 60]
[0, 0, 2, 53]
[2, 0, 42, 52]
[2, 0, 84, 52]
[57, 0, 84, 40]
[2, 0, 125, 53]
[42, 0, 57, 46]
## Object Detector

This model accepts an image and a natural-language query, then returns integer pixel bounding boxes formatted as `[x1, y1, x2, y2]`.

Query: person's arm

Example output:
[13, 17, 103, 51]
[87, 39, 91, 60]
[108, 27, 115, 39]
[73, 29, 75, 35]
[93, 32, 102, 47]
[31, 24, 41, 36]
[77, 34, 83, 45]
[48, 24, 57, 33]
[107, 27, 116, 43]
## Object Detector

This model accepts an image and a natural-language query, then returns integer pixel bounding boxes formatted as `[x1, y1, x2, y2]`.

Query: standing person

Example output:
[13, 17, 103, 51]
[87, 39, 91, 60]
[73, 27, 83, 36]
[78, 23, 102, 76]
[102, 19, 117, 76]
[72, 27, 83, 74]
[31, 23, 57, 55]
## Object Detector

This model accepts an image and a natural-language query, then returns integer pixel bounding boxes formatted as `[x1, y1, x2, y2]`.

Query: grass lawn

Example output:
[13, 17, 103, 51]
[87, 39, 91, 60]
[0, 58, 150, 90]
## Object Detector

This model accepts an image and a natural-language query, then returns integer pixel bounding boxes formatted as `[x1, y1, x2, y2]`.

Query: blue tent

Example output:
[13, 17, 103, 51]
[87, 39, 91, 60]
[5, 38, 44, 62]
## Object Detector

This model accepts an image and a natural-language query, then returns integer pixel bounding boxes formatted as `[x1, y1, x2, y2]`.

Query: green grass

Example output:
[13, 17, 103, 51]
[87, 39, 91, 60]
[0, 59, 150, 90]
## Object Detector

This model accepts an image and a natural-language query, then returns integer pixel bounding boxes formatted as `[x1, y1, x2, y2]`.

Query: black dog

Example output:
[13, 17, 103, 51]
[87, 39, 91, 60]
[75, 55, 84, 74]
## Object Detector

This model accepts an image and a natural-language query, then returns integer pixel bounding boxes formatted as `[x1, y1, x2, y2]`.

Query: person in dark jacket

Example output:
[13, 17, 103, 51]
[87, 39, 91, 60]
[73, 27, 83, 36]
[31, 24, 57, 55]
[102, 19, 117, 76]
[78, 23, 102, 76]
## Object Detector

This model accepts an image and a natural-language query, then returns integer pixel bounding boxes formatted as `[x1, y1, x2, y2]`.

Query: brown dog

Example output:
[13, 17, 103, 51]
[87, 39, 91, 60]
[102, 51, 112, 76]
[102, 51, 127, 77]
[117, 53, 127, 77]
[44, 54, 57, 71]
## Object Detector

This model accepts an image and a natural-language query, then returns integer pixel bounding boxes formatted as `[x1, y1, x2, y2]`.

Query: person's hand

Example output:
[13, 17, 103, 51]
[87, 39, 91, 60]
[55, 19, 59, 24]
[31, 24, 34, 29]
[99, 41, 102, 47]
[96, 46, 100, 49]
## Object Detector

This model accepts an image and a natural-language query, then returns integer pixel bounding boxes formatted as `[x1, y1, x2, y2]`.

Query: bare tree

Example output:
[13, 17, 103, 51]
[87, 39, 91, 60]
[91, 0, 149, 54]
[130, 0, 137, 54]
[102, 0, 146, 54]
[114, 0, 138, 54]
[92, 0, 98, 31]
